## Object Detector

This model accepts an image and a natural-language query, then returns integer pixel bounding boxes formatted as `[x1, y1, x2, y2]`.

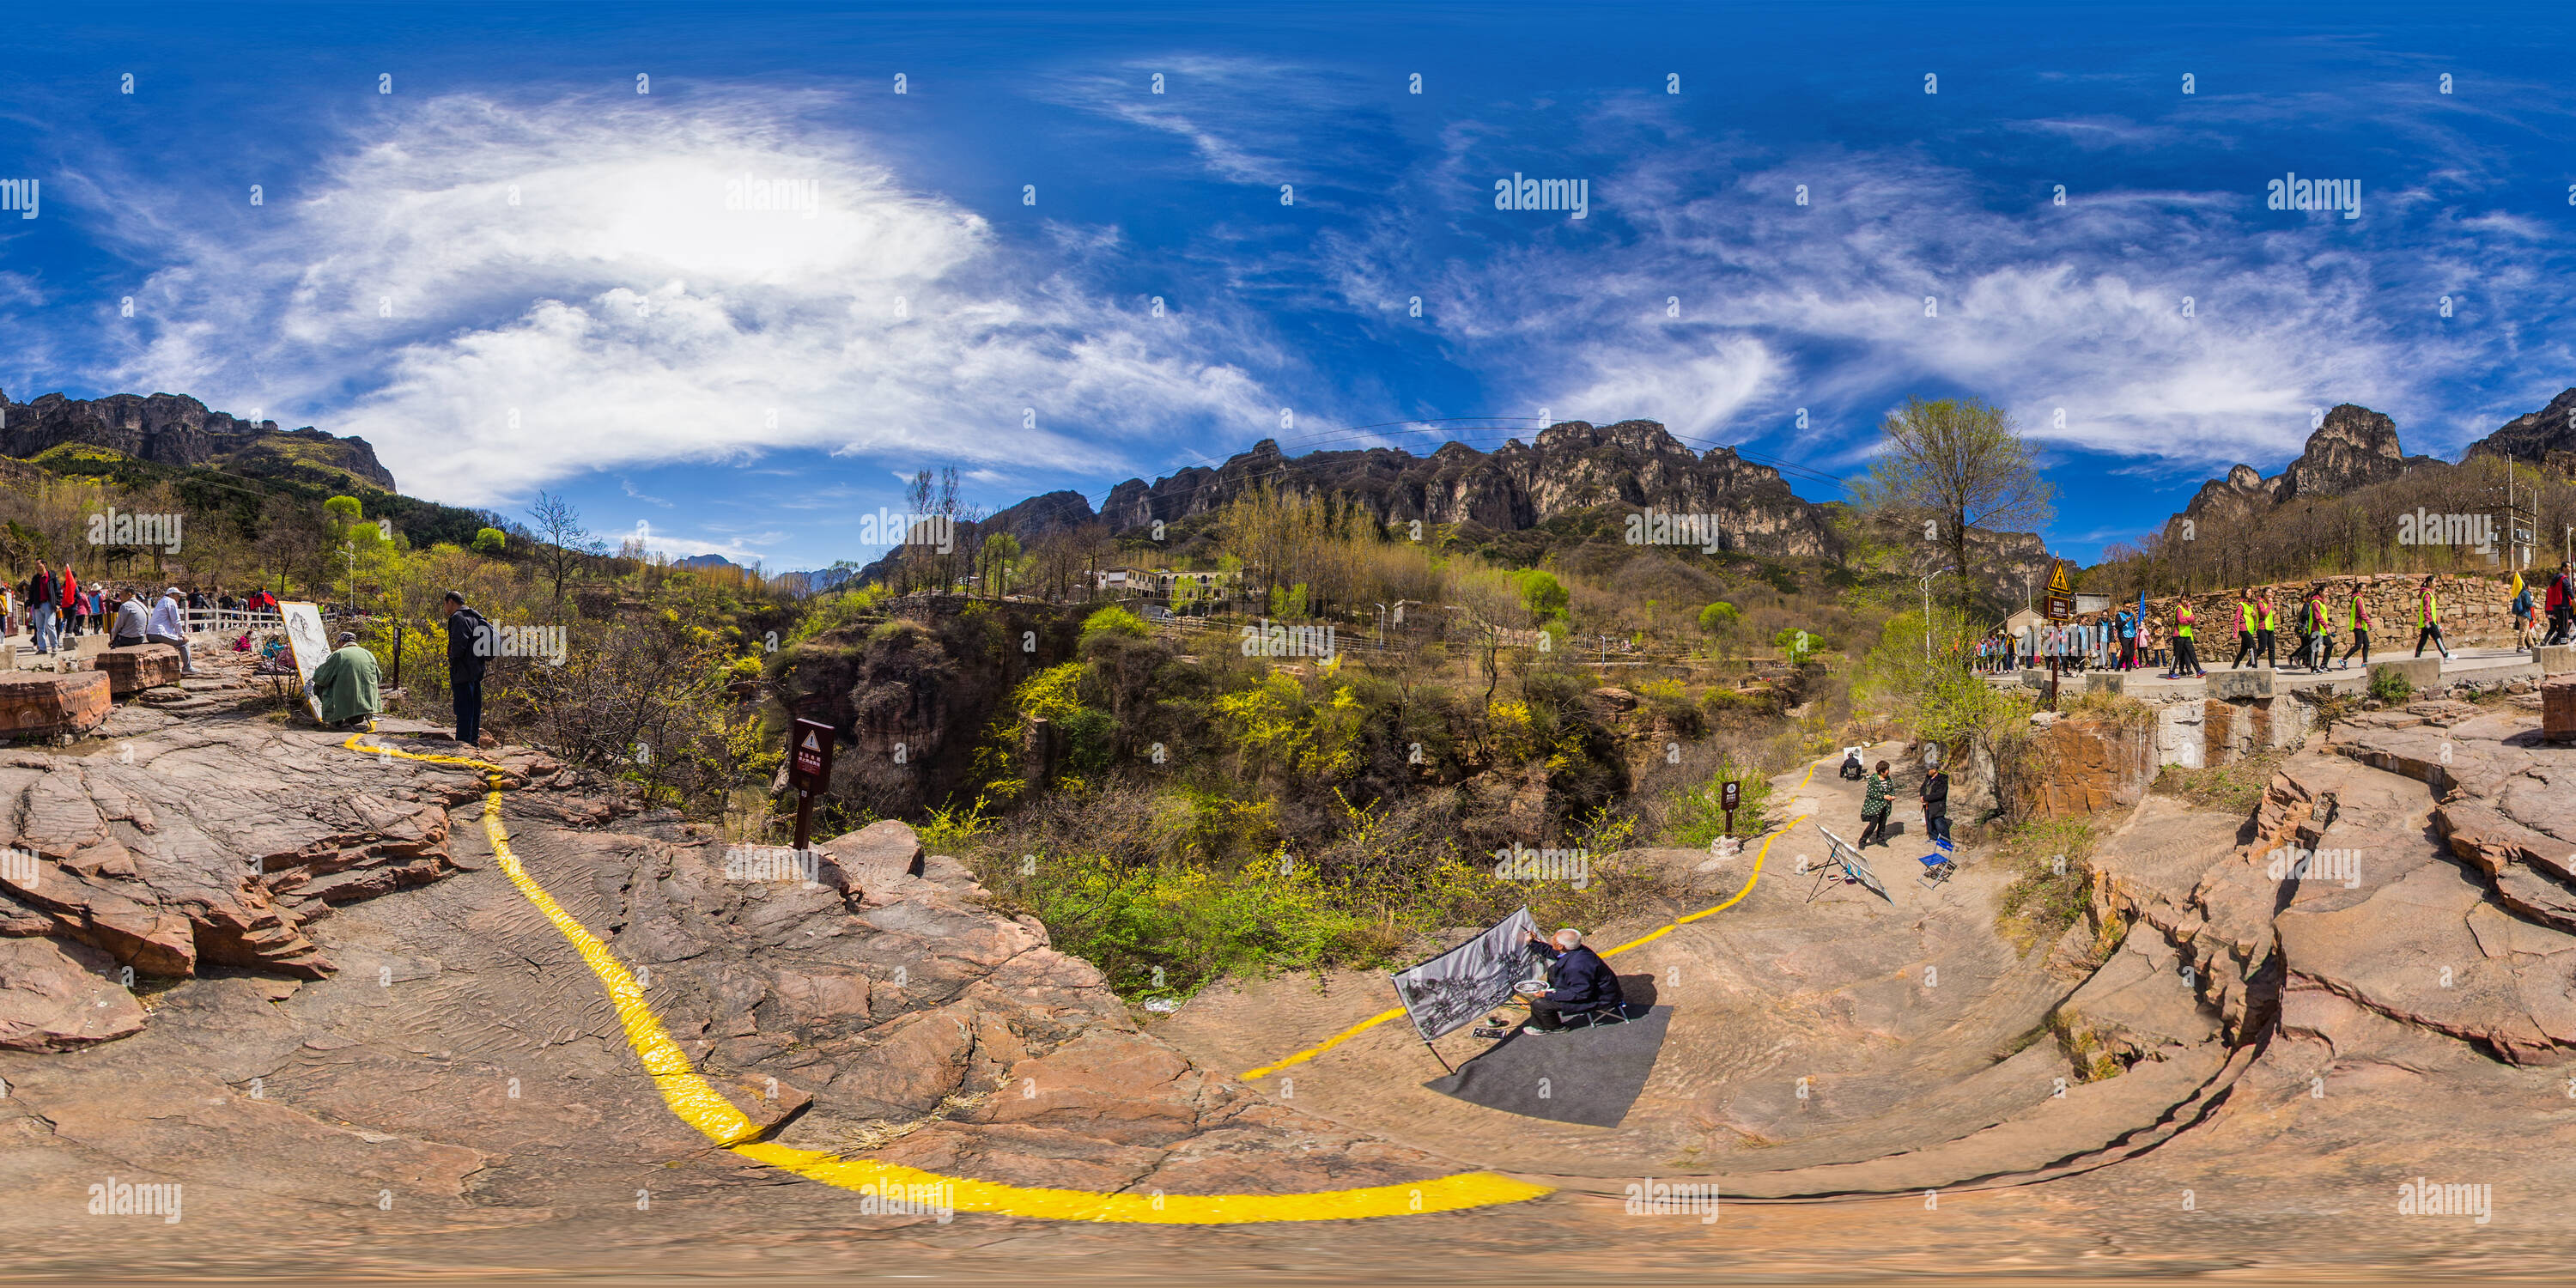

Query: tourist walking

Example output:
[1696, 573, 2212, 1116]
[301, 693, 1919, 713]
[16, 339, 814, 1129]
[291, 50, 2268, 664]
[2300, 586, 2330, 673]
[2513, 575, 2537, 650]
[1858, 760, 1894, 848]
[2548, 562, 2574, 647]
[2414, 576, 2451, 660]
[2339, 581, 2371, 670]
[25, 561, 60, 654]
[57, 565, 82, 640]
[2167, 600, 2207, 677]
[2255, 590, 2279, 668]
[2233, 589, 2258, 668]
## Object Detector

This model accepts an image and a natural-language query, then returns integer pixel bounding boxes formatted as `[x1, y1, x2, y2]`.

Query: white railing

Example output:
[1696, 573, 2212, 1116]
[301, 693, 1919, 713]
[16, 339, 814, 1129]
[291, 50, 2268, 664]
[185, 608, 283, 636]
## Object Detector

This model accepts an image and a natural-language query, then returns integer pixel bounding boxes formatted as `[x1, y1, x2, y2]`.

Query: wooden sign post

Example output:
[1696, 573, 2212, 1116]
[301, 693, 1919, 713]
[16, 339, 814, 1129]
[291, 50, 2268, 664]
[2043, 563, 2076, 712]
[1721, 779, 1741, 836]
[787, 717, 836, 854]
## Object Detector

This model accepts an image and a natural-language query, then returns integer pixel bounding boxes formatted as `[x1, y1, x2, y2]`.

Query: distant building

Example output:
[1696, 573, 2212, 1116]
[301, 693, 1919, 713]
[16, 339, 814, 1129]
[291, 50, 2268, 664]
[1092, 565, 1154, 592]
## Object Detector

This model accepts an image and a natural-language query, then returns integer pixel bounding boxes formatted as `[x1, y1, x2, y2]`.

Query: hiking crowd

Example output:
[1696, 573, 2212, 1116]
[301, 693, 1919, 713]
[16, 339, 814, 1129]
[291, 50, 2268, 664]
[1971, 568, 2576, 681]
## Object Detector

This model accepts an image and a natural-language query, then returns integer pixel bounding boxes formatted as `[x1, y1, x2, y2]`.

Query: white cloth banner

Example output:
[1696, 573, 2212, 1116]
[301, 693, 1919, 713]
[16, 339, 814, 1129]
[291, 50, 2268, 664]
[1391, 907, 1540, 1042]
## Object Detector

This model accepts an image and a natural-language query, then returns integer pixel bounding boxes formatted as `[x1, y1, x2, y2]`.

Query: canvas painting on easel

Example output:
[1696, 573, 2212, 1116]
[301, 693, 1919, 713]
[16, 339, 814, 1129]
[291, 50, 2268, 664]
[280, 601, 331, 720]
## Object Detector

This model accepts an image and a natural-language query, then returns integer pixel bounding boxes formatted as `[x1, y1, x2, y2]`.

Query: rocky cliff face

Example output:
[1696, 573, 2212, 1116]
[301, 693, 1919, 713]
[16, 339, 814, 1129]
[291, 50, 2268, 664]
[2173, 404, 2435, 534]
[0, 388, 397, 491]
[1100, 420, 1838, 558]
[2465, 386, 2576, 466]
[2275, 404, 2413, 503]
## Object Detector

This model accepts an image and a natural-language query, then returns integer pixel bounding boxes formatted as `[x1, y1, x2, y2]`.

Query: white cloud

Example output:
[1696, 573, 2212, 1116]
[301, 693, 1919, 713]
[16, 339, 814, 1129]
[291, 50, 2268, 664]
[96, 94, 1276, 508]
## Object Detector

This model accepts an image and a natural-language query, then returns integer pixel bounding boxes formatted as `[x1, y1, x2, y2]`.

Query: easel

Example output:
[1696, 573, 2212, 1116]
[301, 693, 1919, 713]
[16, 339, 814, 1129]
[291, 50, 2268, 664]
[1805, 824, 1894, 903]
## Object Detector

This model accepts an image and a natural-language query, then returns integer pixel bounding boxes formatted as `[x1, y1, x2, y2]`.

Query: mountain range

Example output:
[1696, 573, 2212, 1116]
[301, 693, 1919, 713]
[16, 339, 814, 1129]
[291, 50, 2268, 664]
[1, 388, 398, 493]
[2163, 387, 2576, 538]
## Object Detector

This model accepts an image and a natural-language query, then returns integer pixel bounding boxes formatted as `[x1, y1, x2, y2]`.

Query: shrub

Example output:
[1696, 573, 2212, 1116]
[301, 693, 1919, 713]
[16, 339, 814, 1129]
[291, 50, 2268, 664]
[1080, 605, 1151, 642]
[1638, 678, 1704, 737]
[2367, 665, 2412, 703]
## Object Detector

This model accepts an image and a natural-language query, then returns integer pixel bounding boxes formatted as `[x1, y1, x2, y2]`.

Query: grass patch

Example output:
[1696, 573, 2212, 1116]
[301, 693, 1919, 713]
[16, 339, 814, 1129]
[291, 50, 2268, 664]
[1992, 818, 2097, 957]
[971, 848, 1407, 1005]
[2151, 747, 2287, 817]
[1659, 760, 1772, 848]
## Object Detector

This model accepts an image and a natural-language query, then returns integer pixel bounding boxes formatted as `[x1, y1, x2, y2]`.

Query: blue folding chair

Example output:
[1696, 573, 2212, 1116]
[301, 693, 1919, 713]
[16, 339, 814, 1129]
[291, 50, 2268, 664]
[1916, 836, 1958, 888]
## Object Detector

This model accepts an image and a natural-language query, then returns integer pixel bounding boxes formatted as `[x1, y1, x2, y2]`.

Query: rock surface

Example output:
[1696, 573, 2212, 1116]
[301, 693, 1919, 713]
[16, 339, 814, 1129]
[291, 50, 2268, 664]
[95, 644, 181, 697]
[0, 671, 110, 738]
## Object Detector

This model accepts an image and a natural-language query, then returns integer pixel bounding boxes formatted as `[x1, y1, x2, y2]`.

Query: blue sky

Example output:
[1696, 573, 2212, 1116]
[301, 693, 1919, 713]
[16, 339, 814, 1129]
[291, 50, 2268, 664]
[3, 1, 2572, 571]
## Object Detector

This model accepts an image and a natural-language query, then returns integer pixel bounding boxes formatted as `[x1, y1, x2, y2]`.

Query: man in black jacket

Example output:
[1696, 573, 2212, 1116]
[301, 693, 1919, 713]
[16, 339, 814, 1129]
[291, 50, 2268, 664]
[1921, 763, 1951, 847]
[1523, 927, 1623, 1031]
[444, 591, 494, 746]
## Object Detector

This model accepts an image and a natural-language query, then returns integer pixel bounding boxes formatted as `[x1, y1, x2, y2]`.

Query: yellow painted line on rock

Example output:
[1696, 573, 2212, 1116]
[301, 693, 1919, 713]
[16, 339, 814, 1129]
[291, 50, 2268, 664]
[340, 734, 1546, 1223]
[1242, 762, 1822, 1080]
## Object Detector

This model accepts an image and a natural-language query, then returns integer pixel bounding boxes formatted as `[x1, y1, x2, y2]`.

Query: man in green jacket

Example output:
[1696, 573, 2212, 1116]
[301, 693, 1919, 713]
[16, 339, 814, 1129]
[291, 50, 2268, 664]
[309, 630, 382, 729]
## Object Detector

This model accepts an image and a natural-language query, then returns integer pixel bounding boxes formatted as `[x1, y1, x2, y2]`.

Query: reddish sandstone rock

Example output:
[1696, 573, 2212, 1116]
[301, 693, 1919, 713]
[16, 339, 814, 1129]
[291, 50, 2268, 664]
[95, 644, 181, 698]
[2544, 675, 2576, 742]
[0, 671, 110, 738]
[0, 935, 147, 1050]
[2002, 713, 2155, 821]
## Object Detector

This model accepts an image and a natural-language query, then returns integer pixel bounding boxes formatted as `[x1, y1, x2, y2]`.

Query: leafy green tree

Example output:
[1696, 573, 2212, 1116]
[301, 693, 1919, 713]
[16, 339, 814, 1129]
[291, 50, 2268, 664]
[1775, 625, 1821, 665]
[1698, 601, 1740, 633]
[471, 526, 507, 555]
[1514, 568, 1569, 619]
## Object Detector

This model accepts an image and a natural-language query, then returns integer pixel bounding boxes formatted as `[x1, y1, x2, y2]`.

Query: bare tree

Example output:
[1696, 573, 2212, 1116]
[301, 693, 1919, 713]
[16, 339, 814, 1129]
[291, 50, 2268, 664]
[1854, 397, 2057, 620]
[526, 490, 604, 608]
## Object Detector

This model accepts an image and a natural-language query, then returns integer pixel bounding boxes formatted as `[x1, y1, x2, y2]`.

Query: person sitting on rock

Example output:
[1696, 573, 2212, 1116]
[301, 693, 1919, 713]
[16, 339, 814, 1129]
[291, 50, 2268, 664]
[147, 586, 203, 677]
[108, 589, 150, 649]
[308, 630, 382, 730]
[1522, 927, 1622, 1031]
[1839, 745, 1865, 781]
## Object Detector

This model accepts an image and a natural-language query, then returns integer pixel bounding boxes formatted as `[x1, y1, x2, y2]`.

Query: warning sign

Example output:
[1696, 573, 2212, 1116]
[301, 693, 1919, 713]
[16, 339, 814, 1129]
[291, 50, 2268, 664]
[2045, 563, 2072, 596]
[788, 717, 835, 795]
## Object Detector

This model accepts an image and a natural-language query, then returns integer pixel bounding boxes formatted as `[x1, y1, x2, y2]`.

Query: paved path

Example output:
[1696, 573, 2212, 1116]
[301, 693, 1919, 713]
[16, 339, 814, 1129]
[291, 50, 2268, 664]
[1984, 645, 2549, 697]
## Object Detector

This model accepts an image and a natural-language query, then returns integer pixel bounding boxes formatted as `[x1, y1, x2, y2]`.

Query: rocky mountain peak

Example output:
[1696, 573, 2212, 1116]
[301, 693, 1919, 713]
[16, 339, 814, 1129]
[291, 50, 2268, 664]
[2276, 404, 2409, 503]
[2173, 403, 2431, 533]
[2465, 386, 2576, 465]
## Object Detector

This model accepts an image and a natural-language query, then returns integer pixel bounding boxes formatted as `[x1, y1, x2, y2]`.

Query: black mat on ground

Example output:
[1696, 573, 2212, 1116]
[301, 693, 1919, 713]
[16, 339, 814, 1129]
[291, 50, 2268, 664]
[1425, 1005, 1671, 1127]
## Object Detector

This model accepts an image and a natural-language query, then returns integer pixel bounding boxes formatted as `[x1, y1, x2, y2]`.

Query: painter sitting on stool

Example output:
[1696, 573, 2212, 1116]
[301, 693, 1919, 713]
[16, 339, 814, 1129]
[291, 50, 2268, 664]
[1522, 927, 1623, 1031]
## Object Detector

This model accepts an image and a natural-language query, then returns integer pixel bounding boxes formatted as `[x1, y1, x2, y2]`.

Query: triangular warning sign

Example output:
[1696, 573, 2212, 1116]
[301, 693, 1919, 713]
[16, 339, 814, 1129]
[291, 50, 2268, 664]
[801, 732, 821, 752]
[2046, 563, 2072, 595]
